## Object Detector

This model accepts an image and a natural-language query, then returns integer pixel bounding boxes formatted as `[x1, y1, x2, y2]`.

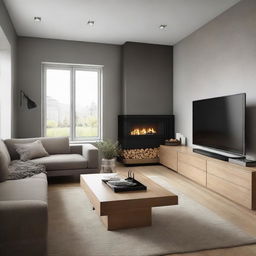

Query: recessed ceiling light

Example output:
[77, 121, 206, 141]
[87, 20, 95, 26]
[34, 17, 41, 22]
[159, 24, 167, 30]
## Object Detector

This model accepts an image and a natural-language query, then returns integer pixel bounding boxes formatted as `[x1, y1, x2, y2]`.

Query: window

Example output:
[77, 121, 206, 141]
[42, 63, 102, 141]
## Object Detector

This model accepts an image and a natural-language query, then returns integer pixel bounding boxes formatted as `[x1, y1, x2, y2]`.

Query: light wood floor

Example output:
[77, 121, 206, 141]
[49, 164, 256, 256]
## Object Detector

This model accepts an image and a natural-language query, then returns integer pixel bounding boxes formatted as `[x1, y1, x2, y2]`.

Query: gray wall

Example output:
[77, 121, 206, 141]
[122, 42, 173, 115]
[17, 37, 121, 141]
[0, 0, 17, 137]
[173, 0, 256, 158]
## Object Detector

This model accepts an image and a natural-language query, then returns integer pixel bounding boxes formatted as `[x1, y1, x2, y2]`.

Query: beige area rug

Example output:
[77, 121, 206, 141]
[48, 176, 256, 256]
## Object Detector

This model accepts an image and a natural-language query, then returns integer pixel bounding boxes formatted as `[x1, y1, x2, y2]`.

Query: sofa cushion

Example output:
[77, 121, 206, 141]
[0, 140, 11, 182]
[40, 136, 70, 155]
[32, 154, 88, 171]
[30, 173, 47, 179]
[0, 173, 47, 202]
[15, 140, 49, 161]
[5, 136, 70, 160]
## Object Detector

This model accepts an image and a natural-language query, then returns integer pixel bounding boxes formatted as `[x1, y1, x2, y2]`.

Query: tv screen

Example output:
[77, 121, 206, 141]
[193, 93, 246, 155]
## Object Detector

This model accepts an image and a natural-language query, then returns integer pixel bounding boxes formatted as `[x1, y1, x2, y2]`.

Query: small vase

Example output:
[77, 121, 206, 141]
[101, 158, 116, 173]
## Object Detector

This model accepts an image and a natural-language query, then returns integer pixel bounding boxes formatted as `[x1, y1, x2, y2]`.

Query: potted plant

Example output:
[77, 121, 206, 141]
[96, 140, 121, 173]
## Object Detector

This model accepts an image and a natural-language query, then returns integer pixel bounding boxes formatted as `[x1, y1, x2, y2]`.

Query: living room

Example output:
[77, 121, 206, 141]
[1, 0, 256, 255]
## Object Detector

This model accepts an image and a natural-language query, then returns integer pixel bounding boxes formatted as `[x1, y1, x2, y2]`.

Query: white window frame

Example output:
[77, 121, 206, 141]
[41, 62, 103, 142]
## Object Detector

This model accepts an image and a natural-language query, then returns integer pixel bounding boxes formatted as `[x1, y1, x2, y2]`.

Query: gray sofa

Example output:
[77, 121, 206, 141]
[4, 137, 99, 176]
[0, 137, 99, 256]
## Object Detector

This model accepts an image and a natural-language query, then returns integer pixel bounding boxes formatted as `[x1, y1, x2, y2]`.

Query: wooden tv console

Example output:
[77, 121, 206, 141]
[159, 145, 256, 210]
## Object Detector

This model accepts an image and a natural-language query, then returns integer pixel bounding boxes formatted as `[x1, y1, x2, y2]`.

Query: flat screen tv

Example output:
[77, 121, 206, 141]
[193, 93, 246, 156]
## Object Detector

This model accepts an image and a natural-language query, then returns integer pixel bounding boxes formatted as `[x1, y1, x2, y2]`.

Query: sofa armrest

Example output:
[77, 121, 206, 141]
[82, 144, 98, 169]
[0, 200, 47, 246]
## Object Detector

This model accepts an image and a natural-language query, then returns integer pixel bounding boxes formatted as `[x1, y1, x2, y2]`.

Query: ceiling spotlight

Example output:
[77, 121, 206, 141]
[87, 20, 95, 26]
[159, 24, 167, 30]
[34, 17, 41, 22]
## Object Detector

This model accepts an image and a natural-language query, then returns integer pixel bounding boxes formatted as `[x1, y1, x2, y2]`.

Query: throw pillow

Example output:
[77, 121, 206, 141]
[15, 140, 49, 161]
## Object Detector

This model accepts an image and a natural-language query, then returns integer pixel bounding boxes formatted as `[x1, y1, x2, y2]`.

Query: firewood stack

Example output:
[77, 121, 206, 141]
[122, 147, 159, 160]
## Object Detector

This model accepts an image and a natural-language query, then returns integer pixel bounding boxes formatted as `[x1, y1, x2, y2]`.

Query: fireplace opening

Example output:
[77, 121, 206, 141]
[118, 115, 174, 164]
[130, 127, 157, 135]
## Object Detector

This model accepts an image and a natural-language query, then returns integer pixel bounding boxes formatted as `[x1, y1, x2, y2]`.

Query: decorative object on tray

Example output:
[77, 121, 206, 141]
[102, 170, 147, 192]
[96, 140, 121, 173]
[165, 138, 181, 146]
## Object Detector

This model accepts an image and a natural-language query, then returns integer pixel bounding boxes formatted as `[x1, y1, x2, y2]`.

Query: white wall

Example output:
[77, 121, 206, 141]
[0, 0, 17, 137]
[173, 0, 256, 159]
[0, 28, 11, 139]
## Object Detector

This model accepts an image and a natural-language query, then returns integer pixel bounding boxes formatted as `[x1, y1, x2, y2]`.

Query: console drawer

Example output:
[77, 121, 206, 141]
[178, 152, 207, 171]
[159, 146, 178, 171]
[207, 160, 251, 189]
[178, 161, 206, 186]
[207, 173, 251, 209]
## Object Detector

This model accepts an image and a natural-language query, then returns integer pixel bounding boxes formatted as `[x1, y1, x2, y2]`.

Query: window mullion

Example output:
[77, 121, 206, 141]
[73, 68, 76, 141]
[70, 67, 75, 141]
[98, 68, 102, 140]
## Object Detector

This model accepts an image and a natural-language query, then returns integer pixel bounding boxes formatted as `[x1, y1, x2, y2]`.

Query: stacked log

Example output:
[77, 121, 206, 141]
[122, 147, 159, 160]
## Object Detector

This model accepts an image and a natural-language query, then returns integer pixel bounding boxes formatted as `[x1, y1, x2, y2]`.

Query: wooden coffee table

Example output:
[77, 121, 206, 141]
[80, 173, 178, 230]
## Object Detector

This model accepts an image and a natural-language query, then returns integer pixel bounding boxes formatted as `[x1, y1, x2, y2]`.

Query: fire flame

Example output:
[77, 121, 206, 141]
[130, 127, 157, 135]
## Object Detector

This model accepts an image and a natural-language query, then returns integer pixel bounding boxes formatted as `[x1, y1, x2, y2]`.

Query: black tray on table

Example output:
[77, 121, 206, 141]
[102, 177, 147, 193]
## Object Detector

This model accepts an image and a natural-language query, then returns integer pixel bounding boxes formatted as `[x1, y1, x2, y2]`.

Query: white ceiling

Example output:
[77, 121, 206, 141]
[4, 0, 240, 45]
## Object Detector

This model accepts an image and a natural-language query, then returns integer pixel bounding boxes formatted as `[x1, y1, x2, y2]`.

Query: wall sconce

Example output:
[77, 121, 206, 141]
[20, 90, 37, 109]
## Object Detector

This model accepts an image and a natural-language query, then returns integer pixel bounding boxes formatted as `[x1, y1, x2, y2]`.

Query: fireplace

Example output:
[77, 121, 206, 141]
[118, 115, 174, 150]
